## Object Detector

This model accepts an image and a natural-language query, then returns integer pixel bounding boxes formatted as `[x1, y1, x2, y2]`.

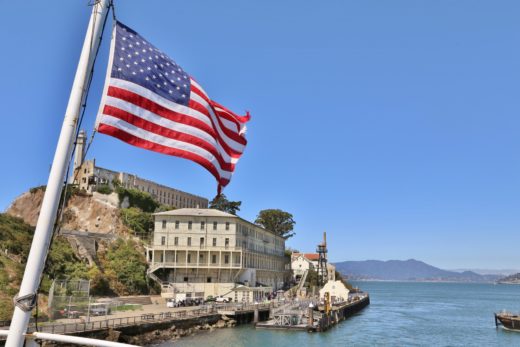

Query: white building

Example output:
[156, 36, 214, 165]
[319, 280, 349, 302]
[291, 252, 336, 282]
[146, 208, 287, 302]
[291, 254, 314, 280]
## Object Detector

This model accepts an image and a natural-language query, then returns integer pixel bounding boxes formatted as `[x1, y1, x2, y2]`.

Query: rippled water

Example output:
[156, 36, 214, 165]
[152, 281, 520, 346]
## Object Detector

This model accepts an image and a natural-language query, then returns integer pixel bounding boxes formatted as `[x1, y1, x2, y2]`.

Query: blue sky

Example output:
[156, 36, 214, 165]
[1, 1, 519, 270]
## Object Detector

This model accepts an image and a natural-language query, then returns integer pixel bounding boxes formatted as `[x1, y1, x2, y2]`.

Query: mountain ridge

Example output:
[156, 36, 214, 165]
[334, 259, 501, 283]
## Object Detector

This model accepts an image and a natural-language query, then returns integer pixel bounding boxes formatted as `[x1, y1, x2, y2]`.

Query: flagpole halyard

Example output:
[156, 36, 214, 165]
[5, 1, 111, 346]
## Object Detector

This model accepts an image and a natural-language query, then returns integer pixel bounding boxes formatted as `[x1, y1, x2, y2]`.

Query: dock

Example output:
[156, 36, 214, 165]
[256, 293, 370, 332]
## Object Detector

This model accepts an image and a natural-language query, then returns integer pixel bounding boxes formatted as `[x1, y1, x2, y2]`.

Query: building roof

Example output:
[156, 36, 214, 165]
[153, 208, 237, 218]
[291, 252, 320, 261]
[304, 253, 320, 261]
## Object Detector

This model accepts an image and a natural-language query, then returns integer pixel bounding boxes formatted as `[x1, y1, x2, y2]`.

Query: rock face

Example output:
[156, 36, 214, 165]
[6, 189, 130, 265]
[6, 188, 45, 227]
[6, 190, 127, 235]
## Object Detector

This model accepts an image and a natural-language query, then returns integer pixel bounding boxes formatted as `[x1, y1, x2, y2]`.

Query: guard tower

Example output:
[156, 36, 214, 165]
[73, 129, 87, 172]
[316, 231, 328, 287]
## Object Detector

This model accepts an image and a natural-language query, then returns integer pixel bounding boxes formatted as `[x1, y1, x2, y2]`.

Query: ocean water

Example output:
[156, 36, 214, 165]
[153, 281, 520, 347]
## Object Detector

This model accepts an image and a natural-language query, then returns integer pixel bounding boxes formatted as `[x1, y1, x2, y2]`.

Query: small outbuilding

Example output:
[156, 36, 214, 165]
[319, 280, 349, 302]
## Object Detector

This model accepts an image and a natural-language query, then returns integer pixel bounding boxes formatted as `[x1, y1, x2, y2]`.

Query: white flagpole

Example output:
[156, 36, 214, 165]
[6, 1, 110, 346]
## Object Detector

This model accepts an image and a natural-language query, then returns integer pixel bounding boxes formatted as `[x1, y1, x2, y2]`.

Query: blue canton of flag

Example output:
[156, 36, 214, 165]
[112, 22, 191, 107]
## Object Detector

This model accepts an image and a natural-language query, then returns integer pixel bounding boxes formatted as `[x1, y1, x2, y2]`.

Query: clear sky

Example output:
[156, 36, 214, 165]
[1, 1, 519, 270]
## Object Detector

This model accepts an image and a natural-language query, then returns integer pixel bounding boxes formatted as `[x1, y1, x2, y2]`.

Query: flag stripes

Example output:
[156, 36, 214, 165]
[95, 22, 249, 192]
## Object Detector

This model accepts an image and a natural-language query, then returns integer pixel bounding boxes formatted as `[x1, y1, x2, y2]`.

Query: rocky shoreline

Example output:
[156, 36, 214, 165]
[121, 315, 238, 346]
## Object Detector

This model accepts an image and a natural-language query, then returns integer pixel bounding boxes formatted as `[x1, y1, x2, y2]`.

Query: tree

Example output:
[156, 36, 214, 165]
[255, 209, 296, 239]
[209, 194, 241, 215]
[102, 239, 148, 295]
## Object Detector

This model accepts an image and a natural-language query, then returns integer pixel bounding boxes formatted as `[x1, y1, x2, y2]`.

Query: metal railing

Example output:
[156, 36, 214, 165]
[20, 307, 218, 335]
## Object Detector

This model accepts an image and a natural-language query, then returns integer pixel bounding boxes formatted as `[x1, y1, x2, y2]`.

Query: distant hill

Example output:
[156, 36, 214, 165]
[497, 273, 520, 284]
[334, 259, 501, 283]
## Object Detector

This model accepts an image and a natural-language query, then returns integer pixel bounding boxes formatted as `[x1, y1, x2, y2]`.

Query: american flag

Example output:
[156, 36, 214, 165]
[96, 21, 249, 193]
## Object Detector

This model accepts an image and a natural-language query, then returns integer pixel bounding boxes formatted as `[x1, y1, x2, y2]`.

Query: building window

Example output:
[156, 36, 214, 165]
[212, 238, 217, 246]
[183, 277, 188, 282]
[188, 221, 192, 230]
[213, 222, 217, 230]
[207, 277, 212, 283]
[225, 222, 230, 230]
[201, 221, 205, 230]
[212, 254, 217, 264]
[200, 237, 204, 246]
[187, 237, 191, 246]
[174, 237, 178, 246]
[161, 236, 166, 245]
[175, 221, 179, 229]
[162, 220, 166, 229]
[224, 255, 229, 264]
[187, 254, 191, 263]
[225, 238, 229, 247]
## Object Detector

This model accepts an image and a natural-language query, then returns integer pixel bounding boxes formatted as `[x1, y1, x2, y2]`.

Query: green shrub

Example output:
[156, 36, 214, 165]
[120, 208, 153, 235]
[116, 187, 159, 212]
[29, 185, 46, 194]
[96, 184, 113, 195]
[45, 236, 89, 281]
[103, 239, 148, 295]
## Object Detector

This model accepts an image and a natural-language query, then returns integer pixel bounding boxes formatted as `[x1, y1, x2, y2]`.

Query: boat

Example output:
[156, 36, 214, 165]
[495, 311, 520, 331]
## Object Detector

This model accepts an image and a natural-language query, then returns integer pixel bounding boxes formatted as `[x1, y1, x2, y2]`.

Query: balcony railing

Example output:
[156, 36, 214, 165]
[149, 261, 242, 269]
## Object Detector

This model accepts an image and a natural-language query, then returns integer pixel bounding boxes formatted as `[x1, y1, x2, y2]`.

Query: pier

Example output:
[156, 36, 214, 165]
[256, 293, 370, 332]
